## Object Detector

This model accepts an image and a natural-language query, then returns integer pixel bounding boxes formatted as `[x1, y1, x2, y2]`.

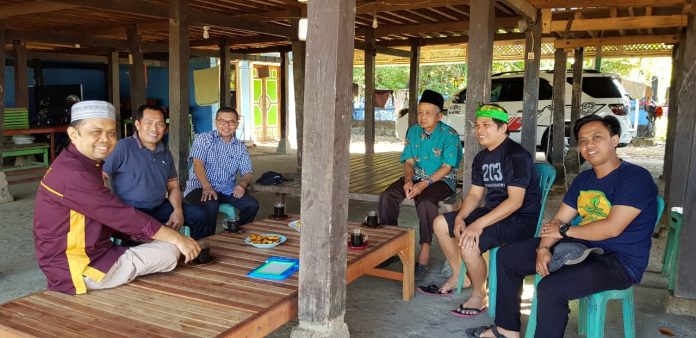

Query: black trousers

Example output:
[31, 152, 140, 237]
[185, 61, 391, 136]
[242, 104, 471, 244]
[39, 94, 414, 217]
[495, 237, 633, 338]
[377, 177, 452, 245]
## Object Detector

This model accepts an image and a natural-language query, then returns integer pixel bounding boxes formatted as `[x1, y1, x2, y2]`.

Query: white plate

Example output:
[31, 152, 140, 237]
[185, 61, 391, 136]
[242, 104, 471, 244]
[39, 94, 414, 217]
[244, 234, 287, 249]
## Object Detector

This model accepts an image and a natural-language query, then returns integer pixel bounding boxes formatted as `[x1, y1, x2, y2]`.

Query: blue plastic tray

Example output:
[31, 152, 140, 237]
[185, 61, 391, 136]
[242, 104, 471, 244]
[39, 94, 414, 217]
[247, 256, 299, 281]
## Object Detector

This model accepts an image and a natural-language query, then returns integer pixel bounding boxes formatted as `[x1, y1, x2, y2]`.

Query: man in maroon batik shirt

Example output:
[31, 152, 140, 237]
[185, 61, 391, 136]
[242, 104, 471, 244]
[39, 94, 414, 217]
[33, 100, 200, 295]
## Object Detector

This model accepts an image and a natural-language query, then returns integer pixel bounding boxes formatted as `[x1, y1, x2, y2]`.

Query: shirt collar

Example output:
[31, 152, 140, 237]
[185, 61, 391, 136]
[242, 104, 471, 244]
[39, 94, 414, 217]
[132, 132, 165, 153]
[214, 129, 239, 145]
[67, 143, 104, 169]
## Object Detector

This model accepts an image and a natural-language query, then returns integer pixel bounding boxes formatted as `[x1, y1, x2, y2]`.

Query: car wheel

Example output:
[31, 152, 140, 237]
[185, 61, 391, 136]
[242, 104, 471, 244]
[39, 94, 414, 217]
[541, 127, 584, 166]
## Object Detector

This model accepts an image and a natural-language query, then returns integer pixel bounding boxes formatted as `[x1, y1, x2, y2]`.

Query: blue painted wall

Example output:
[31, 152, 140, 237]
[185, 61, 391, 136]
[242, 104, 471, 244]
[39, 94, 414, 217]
[119, 60, 214, 132]
[5, 60, 215, 133]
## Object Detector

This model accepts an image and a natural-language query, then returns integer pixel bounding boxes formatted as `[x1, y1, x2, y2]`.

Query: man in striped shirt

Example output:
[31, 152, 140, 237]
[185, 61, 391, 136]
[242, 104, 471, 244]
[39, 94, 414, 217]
[184, 107, 259, 235]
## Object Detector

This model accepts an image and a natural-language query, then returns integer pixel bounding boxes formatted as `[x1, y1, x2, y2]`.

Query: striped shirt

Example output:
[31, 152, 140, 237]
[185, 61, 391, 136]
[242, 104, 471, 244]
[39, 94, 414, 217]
[184, 130, 252, 196]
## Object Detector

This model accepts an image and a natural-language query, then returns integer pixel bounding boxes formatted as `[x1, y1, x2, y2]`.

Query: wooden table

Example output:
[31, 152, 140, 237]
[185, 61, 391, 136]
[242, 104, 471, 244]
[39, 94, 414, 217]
[0, 217, 414, 337]
[3, 125, 69, 162]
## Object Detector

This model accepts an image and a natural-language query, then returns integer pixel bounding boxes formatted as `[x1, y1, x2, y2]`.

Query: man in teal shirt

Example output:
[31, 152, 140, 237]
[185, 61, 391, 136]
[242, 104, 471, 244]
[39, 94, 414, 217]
[378, 89, 462, 280]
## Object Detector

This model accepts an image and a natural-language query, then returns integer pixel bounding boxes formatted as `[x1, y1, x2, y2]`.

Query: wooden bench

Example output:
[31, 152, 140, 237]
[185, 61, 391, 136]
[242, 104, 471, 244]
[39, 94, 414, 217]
[0, 217, 414, 337]
[254, 151, 463, 212]
[1, 143, 50, 172]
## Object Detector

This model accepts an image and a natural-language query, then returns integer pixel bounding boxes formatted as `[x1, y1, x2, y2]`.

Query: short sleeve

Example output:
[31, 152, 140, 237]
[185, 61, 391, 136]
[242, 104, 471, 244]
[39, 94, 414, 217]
[471, 152, 484, 186]
[562, 173, 584, 209]
[167, 150, 178, 180]
[238, 146, 253, 176]
[612, 166, 657, 210]
[400, 125, 419, 163]
[189, 133, 211, 162]
[102, 141, 125, 176]
[505, 152, 532, 188]
[442, 129, 462, 168]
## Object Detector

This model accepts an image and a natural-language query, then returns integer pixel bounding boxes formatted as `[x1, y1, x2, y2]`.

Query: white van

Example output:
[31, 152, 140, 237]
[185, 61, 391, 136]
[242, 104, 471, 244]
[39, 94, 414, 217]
[396, 70, 633, 161]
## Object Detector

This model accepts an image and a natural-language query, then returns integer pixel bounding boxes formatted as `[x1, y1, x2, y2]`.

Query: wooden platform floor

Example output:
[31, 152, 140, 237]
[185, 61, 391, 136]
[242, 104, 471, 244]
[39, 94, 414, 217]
[0, 217, 414, 338]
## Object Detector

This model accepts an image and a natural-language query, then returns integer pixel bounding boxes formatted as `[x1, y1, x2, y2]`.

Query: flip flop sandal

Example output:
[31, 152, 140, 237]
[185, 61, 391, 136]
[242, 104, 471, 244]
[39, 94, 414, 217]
[450, 304, 488, 319]
[417, 284, 453, 296]
[465, 325, 508, 338]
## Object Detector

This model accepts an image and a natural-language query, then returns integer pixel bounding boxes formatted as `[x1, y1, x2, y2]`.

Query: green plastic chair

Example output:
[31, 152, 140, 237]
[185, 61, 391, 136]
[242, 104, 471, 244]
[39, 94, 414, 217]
[662, 210, 682, 292]
[219, 203, 238, 220]
[525, 195, 664, 338]
[455, 162, 557, 322]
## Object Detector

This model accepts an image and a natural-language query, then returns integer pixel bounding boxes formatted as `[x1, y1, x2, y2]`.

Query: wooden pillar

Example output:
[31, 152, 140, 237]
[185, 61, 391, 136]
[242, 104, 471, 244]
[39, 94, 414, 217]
[551, 48, 567, 182]
[291, 31, 306, 168]
[408, 39, 420, 127]
[0, 20, 5, 149]
[219, 39, 231, 107]
[520, 11, 541, 155]
[594, 46, 602, 72]
[107, 50, 121, 138]
[565, 47, 584, 174]
[674, 4, 696, 299]
[664, 37, 685, 209]
[462, 0, 494, 191]
[13, 40, 29, 109]
[277, 52, 289, 154]
[364, 28, 376, 154]
[127, 25, 146, 117]
[290, 0, 354, 336]
[0, 19, 13, 203]
[169, 0, 190, 185]
[31, 59, 43, 86]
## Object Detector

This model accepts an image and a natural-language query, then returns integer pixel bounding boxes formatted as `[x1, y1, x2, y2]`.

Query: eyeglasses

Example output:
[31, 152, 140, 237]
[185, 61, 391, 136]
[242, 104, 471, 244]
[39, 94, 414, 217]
[216, 118, 238, 126]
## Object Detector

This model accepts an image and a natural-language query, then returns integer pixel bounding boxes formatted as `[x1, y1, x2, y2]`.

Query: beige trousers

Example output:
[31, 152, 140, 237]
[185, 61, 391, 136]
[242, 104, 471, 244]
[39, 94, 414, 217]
[84, 241, 180, 291]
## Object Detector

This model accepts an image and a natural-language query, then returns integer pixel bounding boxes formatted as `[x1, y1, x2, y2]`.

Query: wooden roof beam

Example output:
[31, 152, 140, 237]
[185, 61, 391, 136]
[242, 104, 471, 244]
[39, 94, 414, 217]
[554, 34, 680, 48]
[53, 0, 293, 38]
[500, 0, 537, 21]
[0, 1, 78, 17]
[550, 14, 688, 32]
[52, 0, 167, 17]
[529, 0, 686, 8]
[356, 0, 470, 14]
[5, 29, 128, 50]
[189, 8, 292, 38]
[357, 17, 520, 37]
[354, 41, 412, 58]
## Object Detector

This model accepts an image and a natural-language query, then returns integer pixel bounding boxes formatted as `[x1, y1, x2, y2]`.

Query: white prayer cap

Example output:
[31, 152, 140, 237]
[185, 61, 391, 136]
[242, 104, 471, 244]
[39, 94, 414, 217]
[70, 100, 116, 122]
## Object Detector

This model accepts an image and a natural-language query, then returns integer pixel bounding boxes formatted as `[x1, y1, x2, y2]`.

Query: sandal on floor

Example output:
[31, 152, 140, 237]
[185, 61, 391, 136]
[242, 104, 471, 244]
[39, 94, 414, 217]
[450, 304, 488, 319]
[465, 325, 508, 338]
[417, 284, 453, 296]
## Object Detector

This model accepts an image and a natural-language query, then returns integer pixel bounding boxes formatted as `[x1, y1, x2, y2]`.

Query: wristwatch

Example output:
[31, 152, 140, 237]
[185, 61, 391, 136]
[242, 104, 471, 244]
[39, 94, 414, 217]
[559, 223, 571, 238]
[426, 178, 433, 186]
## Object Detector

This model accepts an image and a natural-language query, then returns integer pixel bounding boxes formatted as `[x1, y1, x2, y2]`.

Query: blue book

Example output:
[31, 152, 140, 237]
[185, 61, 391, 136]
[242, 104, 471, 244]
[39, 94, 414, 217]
[247, 256, 299, 281]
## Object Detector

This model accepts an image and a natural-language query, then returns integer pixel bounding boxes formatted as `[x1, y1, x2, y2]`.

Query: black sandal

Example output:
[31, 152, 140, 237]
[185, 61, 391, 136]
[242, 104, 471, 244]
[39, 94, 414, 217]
[417, 284, 453, 296]
[465, 325, 508, 338]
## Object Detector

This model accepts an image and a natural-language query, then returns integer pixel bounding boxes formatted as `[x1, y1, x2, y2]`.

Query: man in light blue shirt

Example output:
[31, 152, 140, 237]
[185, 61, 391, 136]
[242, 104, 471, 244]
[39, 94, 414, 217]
[378, 89, 462, 280]
[184, 107, 259, 234]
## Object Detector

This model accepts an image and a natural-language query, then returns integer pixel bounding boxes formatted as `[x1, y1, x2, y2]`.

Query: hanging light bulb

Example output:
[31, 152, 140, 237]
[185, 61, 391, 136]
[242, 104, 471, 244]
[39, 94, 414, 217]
[203, 25, 210, 39]
[372, 14, 378, 29]
[298, 18, 308, 41]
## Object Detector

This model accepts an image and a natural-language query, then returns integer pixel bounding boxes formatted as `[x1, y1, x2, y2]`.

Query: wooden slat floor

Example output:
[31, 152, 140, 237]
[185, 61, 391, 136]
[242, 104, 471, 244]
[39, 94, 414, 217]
[254, 151, 462, 203]
[0, 218, 414, 338]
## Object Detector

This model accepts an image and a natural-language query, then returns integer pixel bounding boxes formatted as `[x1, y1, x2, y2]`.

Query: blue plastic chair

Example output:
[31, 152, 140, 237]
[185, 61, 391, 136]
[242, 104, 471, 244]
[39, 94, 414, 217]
[455, 163, 557, 321]
[525, 195, 664, 338]
[219, 203, 238, 220]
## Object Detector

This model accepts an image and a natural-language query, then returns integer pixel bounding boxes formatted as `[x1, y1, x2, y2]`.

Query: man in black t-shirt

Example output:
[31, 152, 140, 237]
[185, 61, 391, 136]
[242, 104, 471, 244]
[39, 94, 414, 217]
[421, 104, 541, 320]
